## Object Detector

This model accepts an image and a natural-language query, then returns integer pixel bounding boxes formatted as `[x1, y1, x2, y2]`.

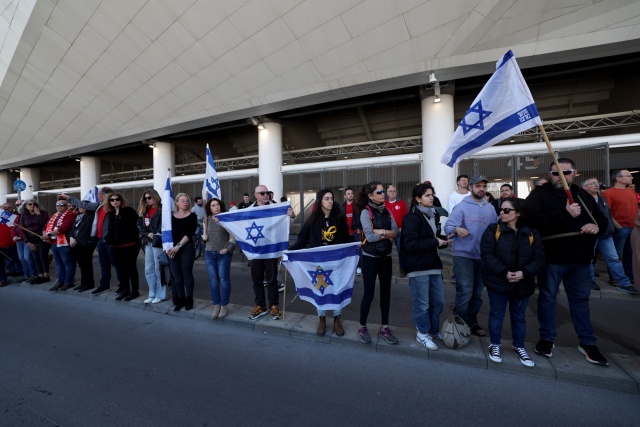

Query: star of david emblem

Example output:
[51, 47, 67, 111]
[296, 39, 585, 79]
[460, 100, 492, 135]
[209, 177, 220, 192]
[308, 266, 333, 294]
[245, 221, 265, 244]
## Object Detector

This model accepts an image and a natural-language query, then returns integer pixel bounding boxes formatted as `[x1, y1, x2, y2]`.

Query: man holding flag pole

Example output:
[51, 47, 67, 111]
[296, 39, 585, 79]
[441, 49, 610, 366]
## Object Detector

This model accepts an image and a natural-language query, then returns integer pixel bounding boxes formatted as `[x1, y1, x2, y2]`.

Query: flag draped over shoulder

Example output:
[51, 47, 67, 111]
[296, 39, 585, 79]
[0, 208, 17, 226]
[282, 242, 360, 311]
[202, 144, 221, 201]
[216, 202, 290, 260]
[161, 175, 175, 251]
[441, 50, 542, 167]
[81, 185, 99, 203]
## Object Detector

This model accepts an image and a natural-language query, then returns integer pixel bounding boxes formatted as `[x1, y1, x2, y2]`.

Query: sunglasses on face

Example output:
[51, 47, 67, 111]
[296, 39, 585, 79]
[110, 198, 121, 202]
[550, 169, 575, 176]
[257, 191, 268, 196]
[144, 196, 153, 200]
[374, 190, 386, 195]
[499, 208, 515, 214]
[26, 203, 34, 206]
[56, 204, 68, 207]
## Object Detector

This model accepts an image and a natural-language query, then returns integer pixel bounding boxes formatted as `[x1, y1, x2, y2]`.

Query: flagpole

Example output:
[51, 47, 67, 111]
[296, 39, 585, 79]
[14, 223, 44, 238]
[281, 260, 286, 321]
[538, 124, 574, 204]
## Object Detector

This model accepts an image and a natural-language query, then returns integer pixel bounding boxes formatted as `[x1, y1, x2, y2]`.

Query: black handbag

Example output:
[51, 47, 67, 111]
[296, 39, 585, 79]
[158, 250, 170, 267]
[152, 234, 162, 248]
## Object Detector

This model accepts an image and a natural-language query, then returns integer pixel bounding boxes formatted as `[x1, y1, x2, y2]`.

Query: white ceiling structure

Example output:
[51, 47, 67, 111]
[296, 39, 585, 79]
[0, 0, 639, 169]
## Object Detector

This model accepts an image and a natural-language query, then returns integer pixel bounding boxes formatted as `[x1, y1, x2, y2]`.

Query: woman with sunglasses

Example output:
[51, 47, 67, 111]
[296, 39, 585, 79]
[18, 199, 49, 284]
[480, 199, 545, 367]
[137, 189, 165, 304]
[42, 199, 77, 291]
[166, 193, 198, 311]
[355, 182, 399, 345]
[103, 193, 141, 301]
[203, 197, 235, 319]
[289, 189, 350, 336]
[400, 183, 452, 350]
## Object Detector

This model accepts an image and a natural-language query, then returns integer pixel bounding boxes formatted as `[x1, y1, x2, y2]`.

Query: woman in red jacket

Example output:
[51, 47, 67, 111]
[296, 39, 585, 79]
[42, 199, 77, 291]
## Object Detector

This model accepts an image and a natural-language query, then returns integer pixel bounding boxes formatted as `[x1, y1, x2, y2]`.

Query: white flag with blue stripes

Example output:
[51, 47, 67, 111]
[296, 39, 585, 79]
[216, 202, 290, 260]
[202, 144, 221, 201]
[81, 185, 99, 203]
[161, 174, 175, 251]
[441, 50, 541, 167]
[0, 208, 17, 226]
[282, 242, 360, 311]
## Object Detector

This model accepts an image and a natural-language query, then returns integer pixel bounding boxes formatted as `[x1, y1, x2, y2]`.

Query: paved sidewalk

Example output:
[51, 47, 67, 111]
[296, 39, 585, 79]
[10, 250, 640, 394]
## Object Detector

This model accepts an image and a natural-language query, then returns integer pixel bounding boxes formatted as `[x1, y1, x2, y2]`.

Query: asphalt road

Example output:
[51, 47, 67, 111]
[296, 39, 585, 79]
[1, 286, 639, 427]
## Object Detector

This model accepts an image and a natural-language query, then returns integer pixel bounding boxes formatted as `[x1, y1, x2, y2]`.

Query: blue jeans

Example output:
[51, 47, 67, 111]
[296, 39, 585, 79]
[96, 238, 121, 288]
[17, 241, 36, 277]
[205, 250, 232, 305]
[452, 256, 484, 328]
[51, 245, 75, 285]
[538, 263, 596, 345]
[590, 237, 631, 286]
[144, 244, 166, 300]
[408, 274, 444, 336]
[613, 227, 634, 280]
[487, 288, 528, 348]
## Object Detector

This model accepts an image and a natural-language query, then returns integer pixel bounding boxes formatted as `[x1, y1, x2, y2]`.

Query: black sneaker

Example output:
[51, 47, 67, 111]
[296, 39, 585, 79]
[535, 339, 554, 358]
[616, 285, 639, 295]
[578, 343, 609, 366]
[91, 286, 109, 295]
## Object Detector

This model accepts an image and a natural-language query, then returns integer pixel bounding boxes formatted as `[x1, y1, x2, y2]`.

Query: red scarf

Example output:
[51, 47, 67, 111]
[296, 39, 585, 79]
[44, 210, 70, 246]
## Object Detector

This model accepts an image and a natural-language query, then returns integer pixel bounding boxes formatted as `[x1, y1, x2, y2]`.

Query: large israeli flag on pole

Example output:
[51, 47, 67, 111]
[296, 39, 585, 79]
[202, 144, 221, 201]
[282, 242, 360, 311]
[441, 50, 542, 167]
[216, 202, 290, 260]
[161, 174, 175, 251]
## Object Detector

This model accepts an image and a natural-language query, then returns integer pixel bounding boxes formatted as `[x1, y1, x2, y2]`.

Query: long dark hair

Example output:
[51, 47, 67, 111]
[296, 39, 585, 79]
[355, 181, 383, 211]
[306, 189, 341, 225]
[410, 183, 434, 207]
[205, 197, 227, 216]
[500, 198, 528, 227]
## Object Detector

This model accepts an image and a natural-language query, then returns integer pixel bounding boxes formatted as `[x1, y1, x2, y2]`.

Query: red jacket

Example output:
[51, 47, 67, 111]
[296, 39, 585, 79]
[0, 223, 16, 248]
[385, 199, 408, 230]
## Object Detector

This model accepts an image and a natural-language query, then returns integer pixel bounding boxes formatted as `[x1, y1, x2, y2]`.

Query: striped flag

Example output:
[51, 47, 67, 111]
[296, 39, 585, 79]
[216, 202, 290, 260]
[0, 208, 17, 226]
[202, 144, 221, 201]
[81, 185, 99, 203]
[161, 174, 175, 250]
[441, 50, 542, 167]
[282, 242, 360, 311]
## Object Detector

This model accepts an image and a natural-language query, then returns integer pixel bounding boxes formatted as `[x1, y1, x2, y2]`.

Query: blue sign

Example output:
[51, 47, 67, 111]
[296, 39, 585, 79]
[13, 179, 26, 191]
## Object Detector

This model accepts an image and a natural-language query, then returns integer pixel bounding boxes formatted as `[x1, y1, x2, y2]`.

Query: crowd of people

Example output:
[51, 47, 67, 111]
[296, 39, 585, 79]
[1, 157, 638, 369]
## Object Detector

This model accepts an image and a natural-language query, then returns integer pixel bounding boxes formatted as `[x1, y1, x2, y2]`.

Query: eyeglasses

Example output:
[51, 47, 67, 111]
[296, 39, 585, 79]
[26, 203, 34, 206]
[55, 204, 68, 207]
[550, 169, 575, 176]
[499, 208, 515, 214]
[374, 190, 386, 195]
[257, 191, 268, 196]
[585, 182, 601, 186]
[144, 196, 153, 200]
[110, 198, 121, 202]
[15, 204, 20, 207]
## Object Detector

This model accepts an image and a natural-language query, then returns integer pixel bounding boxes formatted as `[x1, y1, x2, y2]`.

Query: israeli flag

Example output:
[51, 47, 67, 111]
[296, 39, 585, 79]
[441, 50, 542, 167]
[0, 208, 17, 226]
[81, 185, 99, 203]
[202, 144, 221, 201]
[216, 202, 290, 260]
[161, 174, 175, 251]
[282, 242, 360, 311]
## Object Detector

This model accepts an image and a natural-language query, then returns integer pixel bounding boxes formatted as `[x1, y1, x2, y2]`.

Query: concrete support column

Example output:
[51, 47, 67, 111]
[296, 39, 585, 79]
[258, 122, 283, 199]
[153, 142, 175, 196]
[80, 156, 101, 199]
[19, 168, 39, 200]
[0, 171, 8, 202]
[422, 93, 456, 205]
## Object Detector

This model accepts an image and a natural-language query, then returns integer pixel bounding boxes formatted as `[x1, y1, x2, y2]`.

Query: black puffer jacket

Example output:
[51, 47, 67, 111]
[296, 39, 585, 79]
[104, 206, 140, 247]
[480, 223, 546, 297]
[399, 207, 443, 273]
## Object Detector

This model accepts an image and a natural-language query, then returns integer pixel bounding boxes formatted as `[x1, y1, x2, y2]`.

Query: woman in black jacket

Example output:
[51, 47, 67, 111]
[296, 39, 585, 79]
[290, 189, 350, 336]
[70, 206, 97, 292]
[480, 199, 545, 367]
[104, 193, 141, 301]
[400, 183, 451, 351]
[137, 189, 165, 304]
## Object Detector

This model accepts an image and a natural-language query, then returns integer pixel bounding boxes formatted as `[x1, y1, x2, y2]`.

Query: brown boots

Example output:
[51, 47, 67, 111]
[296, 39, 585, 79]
[334, 316, 345, 336]
[317, 316, 326, 336]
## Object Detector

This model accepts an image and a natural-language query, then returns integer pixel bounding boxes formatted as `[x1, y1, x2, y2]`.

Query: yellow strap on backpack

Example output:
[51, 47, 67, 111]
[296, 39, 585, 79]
[495, 226, 533, 245]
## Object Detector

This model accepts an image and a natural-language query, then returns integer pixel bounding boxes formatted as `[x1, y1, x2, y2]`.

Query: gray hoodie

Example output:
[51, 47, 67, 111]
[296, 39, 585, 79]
[444, 196, 498, 259]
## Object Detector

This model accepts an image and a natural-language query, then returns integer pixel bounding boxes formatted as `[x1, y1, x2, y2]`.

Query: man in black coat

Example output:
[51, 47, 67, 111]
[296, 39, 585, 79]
[525, 158, 609, 366]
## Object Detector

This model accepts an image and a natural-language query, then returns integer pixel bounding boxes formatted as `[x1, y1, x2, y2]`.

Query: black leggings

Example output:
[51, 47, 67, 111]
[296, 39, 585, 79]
[30, 242, 51, 275]
[359, 255, 392, 326]
[170, 243, 195, 298]
[112, 244, 140, 292]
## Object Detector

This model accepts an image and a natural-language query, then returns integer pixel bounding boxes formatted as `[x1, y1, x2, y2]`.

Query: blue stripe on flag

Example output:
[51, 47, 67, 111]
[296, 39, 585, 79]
[284, 244, 359, 262]
[495, 50, 514, 71]
[296, 287, 353, 305]
[237, 241, 289, 255]
[217, 205, 290, 221]
[446, 103, 540, 167]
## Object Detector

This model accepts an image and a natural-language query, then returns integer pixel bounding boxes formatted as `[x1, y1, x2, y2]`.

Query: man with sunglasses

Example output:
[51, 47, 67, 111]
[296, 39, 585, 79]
[525, 158, 609, 366]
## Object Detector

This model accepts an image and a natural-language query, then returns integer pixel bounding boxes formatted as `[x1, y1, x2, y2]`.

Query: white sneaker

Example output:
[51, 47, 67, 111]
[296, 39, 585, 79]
[416, 332, 438, 350]
[356, 267, 362, 276]
[514, 347, 535, 367]
[143, 298, 153, 304]
[151, 298, 162, 304]
[488, 344, 502, 363]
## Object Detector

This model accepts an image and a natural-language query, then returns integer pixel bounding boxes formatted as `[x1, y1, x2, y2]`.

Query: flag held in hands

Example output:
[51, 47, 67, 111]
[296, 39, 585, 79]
[81, 185, 99, 203]
[282, 242, 360, 311]
[441, 50, 542, 167]
[202, 144, 221, 201]
[161, 174, 175, 251]
[216, 202, 291, 260]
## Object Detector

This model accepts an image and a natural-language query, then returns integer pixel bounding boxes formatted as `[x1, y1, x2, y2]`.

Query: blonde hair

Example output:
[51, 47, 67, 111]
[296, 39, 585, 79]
[138, 189, 161, 216]
[174, 193, 190, 211]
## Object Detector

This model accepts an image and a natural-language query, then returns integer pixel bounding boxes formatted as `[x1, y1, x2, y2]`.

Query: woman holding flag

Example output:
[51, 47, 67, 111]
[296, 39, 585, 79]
[355, 182, 399, 345]
[289, 189, 350, 336]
